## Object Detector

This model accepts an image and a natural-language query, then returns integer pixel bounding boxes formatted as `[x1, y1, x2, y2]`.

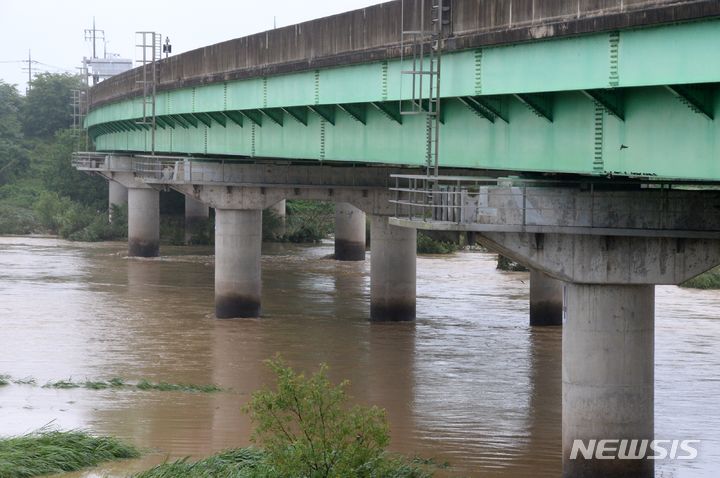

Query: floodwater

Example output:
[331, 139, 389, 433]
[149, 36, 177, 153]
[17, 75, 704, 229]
[0, 236, 718, 477]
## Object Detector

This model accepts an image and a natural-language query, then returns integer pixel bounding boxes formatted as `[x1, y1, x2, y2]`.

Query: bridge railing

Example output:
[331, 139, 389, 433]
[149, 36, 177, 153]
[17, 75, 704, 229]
[133, 157, 232, 184]
[71, 152, 131, 172]
[389, 174, 720, 237]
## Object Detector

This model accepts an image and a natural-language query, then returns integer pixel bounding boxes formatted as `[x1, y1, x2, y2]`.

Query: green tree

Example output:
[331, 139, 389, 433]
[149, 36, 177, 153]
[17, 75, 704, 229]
[21, 73, 84, 138]
[0, 81, 28, 184]
[245, 358, 391, 478]
[36, 129, 106, 208]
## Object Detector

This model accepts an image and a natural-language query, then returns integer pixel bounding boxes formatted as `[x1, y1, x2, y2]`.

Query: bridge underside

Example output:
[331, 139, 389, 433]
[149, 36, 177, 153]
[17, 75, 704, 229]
[87, 19, 720, 181]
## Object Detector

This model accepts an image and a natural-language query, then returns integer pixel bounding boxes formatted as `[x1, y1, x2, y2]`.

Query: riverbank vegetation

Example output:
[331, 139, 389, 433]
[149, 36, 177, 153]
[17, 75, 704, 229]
[0, 430, 139, 478]
[0, 76, 115, 240]
[681, 267, 720, 289]
[496, 254, 528, 272]
[135, 358, 438, 478]
[0, 374, 223, 394]
[0, 361, 442, 478]
[417, 232, 461, 254]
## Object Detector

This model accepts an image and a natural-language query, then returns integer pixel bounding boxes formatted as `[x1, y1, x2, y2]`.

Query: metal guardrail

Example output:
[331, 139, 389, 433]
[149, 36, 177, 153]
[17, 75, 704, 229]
[71, 152, 115, 171]
[133, 156, 228, 183]
[389, 174, 720, 236]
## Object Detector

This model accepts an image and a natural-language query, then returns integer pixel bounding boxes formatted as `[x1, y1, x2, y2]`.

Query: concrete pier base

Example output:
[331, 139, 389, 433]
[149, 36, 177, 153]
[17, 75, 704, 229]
[335, 203, 366, 261]
[370, 215, 416, 321]
[128, 188, 160, 257]
[185, 196, 210, 244]
[215, 209, 262, 318]
[563, 283, 654, 478]
[108, 181, 128, 223]
[530, 270, 564, 326]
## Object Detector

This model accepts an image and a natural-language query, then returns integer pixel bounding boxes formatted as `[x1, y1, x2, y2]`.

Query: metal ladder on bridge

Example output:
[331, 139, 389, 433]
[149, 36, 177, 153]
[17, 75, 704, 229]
[135, 32, 162, 156]
[401, 0, 449, 177]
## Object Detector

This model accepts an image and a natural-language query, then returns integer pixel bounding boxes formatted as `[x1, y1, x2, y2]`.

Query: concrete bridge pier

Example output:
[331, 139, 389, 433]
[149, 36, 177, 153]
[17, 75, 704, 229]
[108, 181, 128, 223]
[214, 209, 262, 318]
[476, 230, 720, 478]
[563, 283, 654, 478]
[185, 196, 210, 244]
[370, 215, 416, 321]
[335, 203, 366, 261]
[268, 200, 287, 237]
[530, 270, 564, 326]
[128, 187, 160, 257]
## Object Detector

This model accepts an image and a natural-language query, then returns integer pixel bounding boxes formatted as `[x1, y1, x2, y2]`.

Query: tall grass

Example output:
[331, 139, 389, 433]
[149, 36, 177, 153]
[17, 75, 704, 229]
[133, 449, 269, 478]
[0, 430, 139, 478]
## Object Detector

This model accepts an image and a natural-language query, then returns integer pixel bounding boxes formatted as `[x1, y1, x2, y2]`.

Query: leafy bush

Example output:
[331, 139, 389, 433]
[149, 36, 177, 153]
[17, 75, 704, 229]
[31, 191, 127, 241]
[416, 232, 458, 254]
[284, 201, 334, 243]
[0, 204, 38, 235]
[244, 358, 432, 478]
[496, 255, 528, 272]
[681, 267, 720, 289]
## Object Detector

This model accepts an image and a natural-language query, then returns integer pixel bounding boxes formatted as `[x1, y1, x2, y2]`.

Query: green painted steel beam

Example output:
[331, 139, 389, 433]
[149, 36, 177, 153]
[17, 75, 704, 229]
[170, 114, 191, 129]
[192, 112, 214, 128]
[458, 96, 495, 122]
[260, 108, 284, 126]
[282, 106, 308, 125]
[86, 18, 720, 182]
[206, 111, 227, 127]
[156, 116, 175, 129]
[308, 105, 335, 125]
[583, 89, 625, 121]
[241, 110, 263, 127]
[514, 93, 553, 122]
[179, 113, 199, 128]
[338, 103, 367, 124]
[665, 84, 715, 120]
[223, 111, 245, 127]
[371, 101, 402, 124]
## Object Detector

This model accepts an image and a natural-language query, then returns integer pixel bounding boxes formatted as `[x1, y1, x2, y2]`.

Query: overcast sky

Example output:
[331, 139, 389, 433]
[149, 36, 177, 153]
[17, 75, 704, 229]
[0, 0, 389, 94]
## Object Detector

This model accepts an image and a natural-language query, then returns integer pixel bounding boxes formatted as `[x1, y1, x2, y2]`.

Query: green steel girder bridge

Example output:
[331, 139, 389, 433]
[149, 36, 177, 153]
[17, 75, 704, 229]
[86, 0, 720, 181]
[76, 2, 720, 477]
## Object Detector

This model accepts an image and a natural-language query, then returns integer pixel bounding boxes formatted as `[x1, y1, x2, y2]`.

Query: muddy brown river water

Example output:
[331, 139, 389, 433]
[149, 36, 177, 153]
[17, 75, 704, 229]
[0, 236, 718, 477]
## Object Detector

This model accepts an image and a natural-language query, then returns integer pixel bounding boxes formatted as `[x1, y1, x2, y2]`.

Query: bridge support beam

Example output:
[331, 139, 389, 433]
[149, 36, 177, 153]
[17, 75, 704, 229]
[335, 203, 366, 261]
[128, 188, 160, 257]
[530, 269, 563, 326]
[108, 181, 128, 223]
[370, 215, 416, 321]
[185, 196, 210, 244]
[215, 209, 262, 319]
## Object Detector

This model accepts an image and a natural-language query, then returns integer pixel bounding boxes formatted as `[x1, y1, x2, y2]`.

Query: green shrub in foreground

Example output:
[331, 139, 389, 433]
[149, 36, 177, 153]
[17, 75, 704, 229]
[244, 358, 433, 478]
[0, 430, 139, 478]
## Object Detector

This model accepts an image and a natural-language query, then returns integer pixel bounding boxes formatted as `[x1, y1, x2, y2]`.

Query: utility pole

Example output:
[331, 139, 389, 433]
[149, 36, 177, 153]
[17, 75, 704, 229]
[26, 50, 32, 93]
[84, 17, 105, 85]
